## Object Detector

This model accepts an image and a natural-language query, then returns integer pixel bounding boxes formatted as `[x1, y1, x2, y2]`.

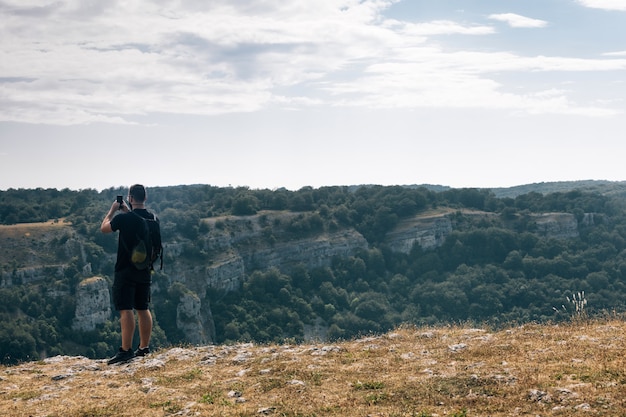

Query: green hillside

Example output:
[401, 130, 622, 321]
[1, 181, 626, 364]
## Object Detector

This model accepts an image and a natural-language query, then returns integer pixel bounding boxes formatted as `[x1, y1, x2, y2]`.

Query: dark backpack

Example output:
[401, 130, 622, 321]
[128, 211, 163, 271]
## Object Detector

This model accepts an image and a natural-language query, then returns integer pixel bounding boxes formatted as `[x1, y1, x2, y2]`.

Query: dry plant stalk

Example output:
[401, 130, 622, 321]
[2, 318, 626, 416]
[566, 291, 588, 317]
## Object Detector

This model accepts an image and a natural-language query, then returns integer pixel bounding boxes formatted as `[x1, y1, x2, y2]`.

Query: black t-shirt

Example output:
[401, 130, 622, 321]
[110, 209, 155, 279]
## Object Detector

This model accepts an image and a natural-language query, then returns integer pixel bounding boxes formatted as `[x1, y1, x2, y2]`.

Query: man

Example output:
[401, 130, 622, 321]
[101, 184, 158, 364]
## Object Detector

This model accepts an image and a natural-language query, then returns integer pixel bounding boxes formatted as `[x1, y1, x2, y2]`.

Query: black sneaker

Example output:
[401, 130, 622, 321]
[135, 346, 150, 357]
[107, 347, 135, 365]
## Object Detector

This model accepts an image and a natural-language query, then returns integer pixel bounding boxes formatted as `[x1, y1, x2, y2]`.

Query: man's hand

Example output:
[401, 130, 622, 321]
[101, 200, 123, 233]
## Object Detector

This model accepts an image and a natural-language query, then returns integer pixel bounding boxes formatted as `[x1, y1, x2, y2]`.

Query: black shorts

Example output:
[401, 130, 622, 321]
[112, 269, 151, 311]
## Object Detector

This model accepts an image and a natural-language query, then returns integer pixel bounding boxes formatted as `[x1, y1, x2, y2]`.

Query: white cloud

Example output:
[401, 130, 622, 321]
[577, 0, 626, 11]
[488, 13, 548, 28]
[324, 51, 623, 117]
[0, 0, 623, 125]
[393, 20, 494, 36]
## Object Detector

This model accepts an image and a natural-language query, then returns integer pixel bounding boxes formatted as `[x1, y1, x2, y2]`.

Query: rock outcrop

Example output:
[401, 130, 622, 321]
[159, 215, 370, 344]
[176, 291, 215, 345]
[72, 276, 111, 332]
[244, 229, 368, 271]
[1, 265, 66, 287]
[383, 210, 584, 254]
[385, 215, 453, 254]
[532, 213, 579, 239]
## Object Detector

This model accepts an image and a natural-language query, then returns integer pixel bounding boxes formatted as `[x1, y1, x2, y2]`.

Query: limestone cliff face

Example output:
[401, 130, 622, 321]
[532, 213, 579, 239]
[385, 215, 453, 254]
[200, 212, 369, 278]
[158, 221, 369, 301]
[63, 209, 588, 344]
[72, 276, 111, 332]
[160, 213, 369, 344]
[0, 231, 87, 287]
[176, 291, 215, 345]
[205, 255, 246, 293]
[152, 209, 593, 344]
[244, 229, 369, 271]
[383, 210, 584, 255]
[1, 265, 65, 287]
[383, 210, 501, 254]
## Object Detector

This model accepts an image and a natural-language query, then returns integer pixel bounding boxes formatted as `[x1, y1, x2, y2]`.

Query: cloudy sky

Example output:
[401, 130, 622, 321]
[1, 0, 625, 192]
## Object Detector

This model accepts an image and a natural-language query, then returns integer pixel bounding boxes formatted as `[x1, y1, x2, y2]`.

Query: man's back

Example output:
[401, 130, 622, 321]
[111, 209, 153, 279]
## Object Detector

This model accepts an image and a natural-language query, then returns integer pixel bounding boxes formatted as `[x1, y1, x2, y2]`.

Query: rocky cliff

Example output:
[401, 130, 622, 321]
[147, 209, 590, 344]
[2, 209, 591, 347]
[72, 276, 111, 332]
[533, 213, 580, 239]
[176, 291, 214, 345]
[156, 212, 370, 343]
[384, 210, 585, 255]
[384, 212, 454, 254]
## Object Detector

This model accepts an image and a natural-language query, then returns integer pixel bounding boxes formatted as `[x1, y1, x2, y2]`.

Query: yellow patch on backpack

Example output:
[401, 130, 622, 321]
[131, 240, 147, 264]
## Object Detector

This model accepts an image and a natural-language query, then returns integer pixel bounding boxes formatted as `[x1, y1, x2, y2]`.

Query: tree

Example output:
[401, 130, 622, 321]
[232, 195, 259, 215]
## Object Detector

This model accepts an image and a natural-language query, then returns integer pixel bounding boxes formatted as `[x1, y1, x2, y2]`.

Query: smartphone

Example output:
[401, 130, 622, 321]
[116, 195, 123, 204]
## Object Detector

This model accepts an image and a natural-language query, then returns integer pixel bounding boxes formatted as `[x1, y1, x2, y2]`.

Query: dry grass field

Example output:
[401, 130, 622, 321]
[3, 318, 626, 416]
[0, 219, 71, 265]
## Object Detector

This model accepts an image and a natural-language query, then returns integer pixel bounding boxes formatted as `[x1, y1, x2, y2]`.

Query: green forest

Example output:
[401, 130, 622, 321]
[2, 182, 626, 364]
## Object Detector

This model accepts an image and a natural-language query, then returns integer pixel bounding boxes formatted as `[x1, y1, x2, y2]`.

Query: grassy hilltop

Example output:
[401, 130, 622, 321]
[2, 318, 626, 417]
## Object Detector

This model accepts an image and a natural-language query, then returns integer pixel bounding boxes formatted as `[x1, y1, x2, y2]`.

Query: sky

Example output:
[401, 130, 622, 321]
[1, 0, 626, 192]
